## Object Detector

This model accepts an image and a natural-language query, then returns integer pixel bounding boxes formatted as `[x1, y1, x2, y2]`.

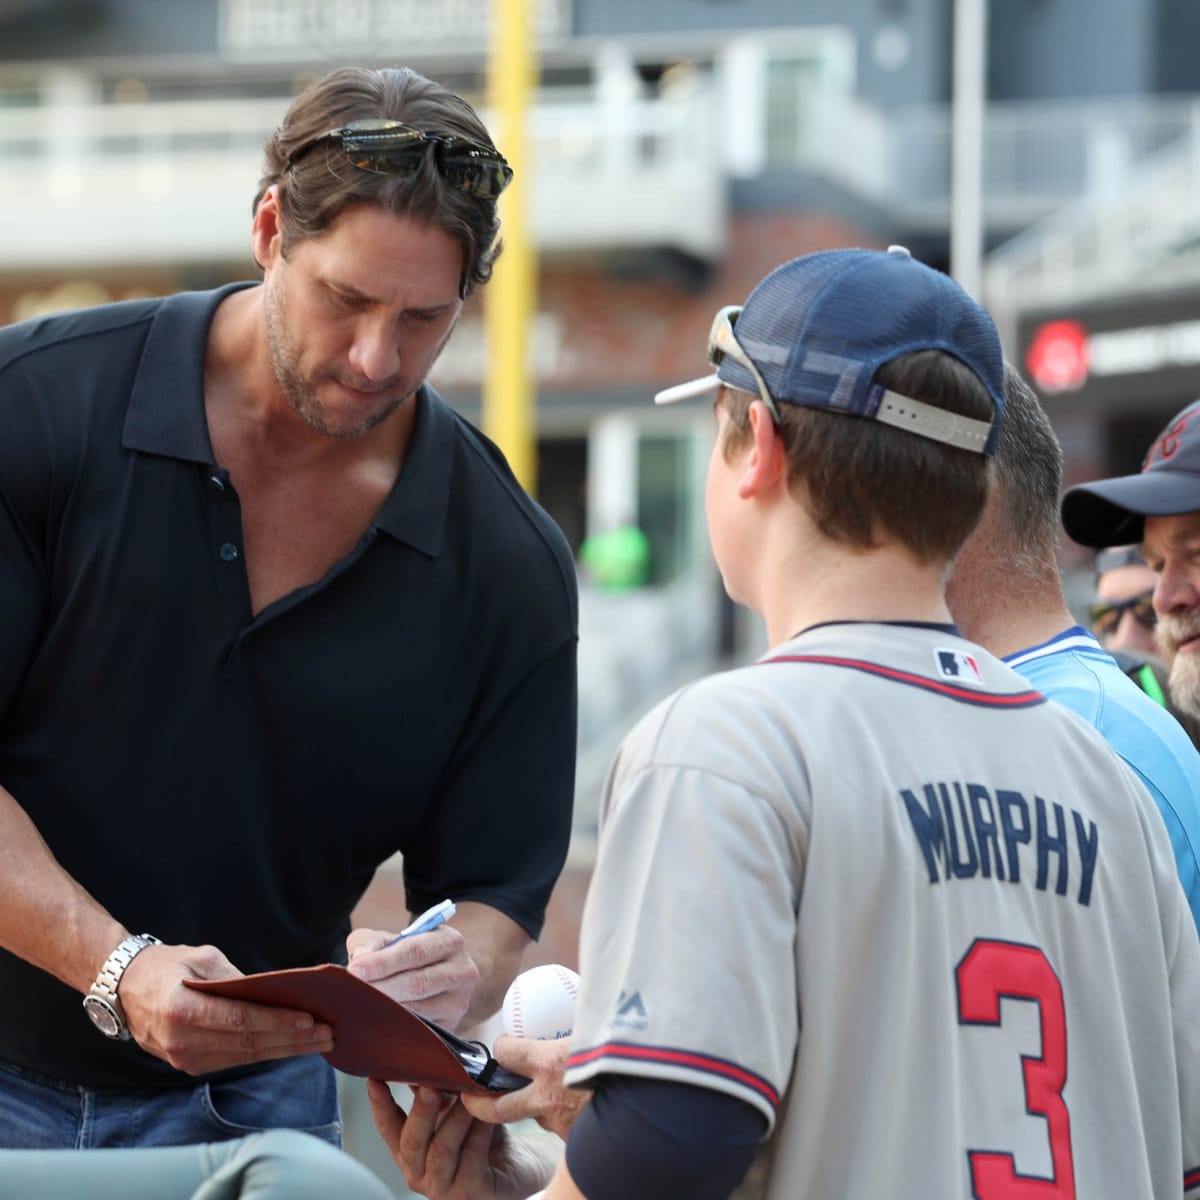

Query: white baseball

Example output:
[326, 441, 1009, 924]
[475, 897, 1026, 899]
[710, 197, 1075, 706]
[502, 963, 580, 1040]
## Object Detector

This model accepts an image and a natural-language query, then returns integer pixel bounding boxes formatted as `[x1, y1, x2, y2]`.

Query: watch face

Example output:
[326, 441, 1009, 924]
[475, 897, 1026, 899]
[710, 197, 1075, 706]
[83, 994, 125, 1039]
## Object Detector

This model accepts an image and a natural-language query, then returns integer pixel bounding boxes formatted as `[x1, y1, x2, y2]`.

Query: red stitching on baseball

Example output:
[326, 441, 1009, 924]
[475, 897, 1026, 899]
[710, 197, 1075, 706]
[511, 984, 524, 1036]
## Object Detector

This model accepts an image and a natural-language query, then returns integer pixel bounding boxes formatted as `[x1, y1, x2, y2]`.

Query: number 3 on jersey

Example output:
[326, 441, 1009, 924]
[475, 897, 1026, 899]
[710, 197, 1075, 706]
[956, 939, 1076, 1200]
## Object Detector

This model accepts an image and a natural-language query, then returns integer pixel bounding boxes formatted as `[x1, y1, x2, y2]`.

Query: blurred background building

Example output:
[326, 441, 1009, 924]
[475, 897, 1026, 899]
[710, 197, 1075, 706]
[3, 0, 1199, 1189]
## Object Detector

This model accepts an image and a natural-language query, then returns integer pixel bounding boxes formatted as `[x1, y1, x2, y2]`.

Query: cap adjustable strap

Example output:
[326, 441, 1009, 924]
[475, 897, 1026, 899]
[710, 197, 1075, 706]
[874, 389, 993, 453]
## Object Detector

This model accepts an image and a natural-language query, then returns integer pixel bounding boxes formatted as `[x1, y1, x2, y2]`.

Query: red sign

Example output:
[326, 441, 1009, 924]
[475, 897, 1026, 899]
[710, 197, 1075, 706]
[1025, 320, 1090, 394]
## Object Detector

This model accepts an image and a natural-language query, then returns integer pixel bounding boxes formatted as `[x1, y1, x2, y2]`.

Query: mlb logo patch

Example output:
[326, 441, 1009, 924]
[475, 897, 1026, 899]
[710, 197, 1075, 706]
[935, 648, 984, 685]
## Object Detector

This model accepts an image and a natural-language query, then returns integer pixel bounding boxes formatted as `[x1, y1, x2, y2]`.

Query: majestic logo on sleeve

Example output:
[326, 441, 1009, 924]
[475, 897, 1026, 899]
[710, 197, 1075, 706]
[935, 648, 984, 685]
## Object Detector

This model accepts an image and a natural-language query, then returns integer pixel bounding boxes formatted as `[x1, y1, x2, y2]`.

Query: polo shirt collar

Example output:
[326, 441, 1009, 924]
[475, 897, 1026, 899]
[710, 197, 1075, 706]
[123, 282, 254, 464]
[372, 383, 453, 558]
[123, 281, 452, 559]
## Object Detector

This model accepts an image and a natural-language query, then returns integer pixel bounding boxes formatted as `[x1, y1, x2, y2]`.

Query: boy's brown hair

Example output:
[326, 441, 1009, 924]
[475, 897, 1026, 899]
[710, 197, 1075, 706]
[719, 348, 995, 563]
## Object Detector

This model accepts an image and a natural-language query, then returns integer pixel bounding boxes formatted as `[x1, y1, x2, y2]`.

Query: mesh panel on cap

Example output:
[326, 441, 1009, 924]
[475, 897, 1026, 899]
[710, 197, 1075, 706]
[724, 249, 1004, 438]
[737, 253, 875, 413]
[716, 252, 850, 399]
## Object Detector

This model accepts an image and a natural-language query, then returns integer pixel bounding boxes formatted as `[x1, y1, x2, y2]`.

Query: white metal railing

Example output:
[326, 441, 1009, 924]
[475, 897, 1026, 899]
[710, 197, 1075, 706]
[882, 95, 1200, 228]
[0, 87, 717, 175]
[0, 95, 282, 160]
[801, 93, 894, 200]
[763, 90, 1200, 232]
[984, 112, 1200, 324]
[2, 82, 1200, 268]
[0, 86, 726, 266]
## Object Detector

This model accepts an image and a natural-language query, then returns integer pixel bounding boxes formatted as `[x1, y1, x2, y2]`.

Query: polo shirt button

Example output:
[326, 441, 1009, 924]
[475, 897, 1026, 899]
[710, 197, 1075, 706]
[218, 543, 239, 561]
[209, 474, 226, 491]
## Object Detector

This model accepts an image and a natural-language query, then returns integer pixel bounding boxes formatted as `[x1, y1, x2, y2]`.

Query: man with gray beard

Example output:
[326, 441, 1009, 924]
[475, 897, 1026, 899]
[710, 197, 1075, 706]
[1062, 398, 1200, 720]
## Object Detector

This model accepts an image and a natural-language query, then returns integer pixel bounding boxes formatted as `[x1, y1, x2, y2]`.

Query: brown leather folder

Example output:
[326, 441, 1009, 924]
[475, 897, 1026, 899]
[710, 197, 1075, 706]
[186, 965, 529, 1094]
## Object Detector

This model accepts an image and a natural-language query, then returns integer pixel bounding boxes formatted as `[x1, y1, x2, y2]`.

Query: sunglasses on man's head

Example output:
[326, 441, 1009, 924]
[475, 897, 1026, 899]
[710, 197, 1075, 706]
[1089, 590, 1157, 637]
[707, 305, 783, 424]
[287, 118, 513, 199]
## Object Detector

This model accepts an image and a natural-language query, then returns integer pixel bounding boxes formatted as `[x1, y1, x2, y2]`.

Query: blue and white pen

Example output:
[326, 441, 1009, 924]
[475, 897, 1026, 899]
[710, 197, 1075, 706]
[383, 898, 456, 947]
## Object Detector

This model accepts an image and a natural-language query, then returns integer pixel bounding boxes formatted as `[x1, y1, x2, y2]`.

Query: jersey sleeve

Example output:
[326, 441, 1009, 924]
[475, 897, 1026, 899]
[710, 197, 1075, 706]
[565, 1076, 765, 1200]
[564, 695, 806, 1132]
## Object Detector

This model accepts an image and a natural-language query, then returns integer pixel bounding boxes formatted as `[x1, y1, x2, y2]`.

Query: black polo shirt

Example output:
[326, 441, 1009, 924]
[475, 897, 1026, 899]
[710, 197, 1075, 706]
[0, 285, 578, 1088]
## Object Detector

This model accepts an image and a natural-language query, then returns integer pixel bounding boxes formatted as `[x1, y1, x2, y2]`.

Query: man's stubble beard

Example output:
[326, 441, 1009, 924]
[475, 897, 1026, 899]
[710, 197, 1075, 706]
[263, 275, 413, 440]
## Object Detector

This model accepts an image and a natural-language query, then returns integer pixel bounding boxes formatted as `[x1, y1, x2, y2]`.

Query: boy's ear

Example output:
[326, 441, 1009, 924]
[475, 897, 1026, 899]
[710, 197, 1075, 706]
[737, 400, 787, 499]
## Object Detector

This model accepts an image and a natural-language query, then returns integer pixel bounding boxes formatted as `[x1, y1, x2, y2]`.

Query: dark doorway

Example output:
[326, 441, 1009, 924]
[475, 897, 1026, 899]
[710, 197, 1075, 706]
[1105, 406, 1182, 476]
[537, 436, 588, 558]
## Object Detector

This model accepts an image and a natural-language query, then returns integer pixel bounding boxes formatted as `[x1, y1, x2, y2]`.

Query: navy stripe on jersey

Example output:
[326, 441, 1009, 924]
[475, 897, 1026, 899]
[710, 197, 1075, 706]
[568, 1041, 779, 1108]
[1185, 1165, 1200, 1192]
[764, 654, 1045, 708]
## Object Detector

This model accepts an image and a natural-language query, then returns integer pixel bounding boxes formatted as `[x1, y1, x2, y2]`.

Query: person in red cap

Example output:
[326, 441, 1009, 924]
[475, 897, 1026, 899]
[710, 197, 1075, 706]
[1062, 399, 1200, 720]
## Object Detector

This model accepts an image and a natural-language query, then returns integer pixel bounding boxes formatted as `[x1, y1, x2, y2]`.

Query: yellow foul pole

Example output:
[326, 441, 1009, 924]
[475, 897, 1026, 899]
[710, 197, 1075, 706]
[486, 0, 538, 493]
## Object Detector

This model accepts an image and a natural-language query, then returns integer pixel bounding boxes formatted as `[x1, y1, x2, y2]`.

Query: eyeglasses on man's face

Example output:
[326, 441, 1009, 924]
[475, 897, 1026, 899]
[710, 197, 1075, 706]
[287, 119, 513, 199]
[1089, 590, 1157, 638]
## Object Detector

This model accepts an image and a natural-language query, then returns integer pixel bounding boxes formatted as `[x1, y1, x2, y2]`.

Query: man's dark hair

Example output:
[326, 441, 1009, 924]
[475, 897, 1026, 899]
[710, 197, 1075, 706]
[254, 66, 503, 296]
[990, 362, 1065, 569]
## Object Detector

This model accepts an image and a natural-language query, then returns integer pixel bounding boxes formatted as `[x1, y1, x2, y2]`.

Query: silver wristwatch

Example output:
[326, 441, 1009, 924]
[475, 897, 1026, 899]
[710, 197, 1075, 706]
[82, 933, 162, 1040]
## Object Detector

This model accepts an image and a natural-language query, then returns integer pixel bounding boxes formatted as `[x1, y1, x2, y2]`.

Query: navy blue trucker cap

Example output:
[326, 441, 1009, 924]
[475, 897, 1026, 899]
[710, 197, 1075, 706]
[1062, 399, 1200, 548]
[654, 245, 1005, 455]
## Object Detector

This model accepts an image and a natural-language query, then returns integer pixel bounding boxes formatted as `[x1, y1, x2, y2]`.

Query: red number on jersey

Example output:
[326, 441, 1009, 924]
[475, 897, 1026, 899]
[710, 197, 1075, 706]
[956, 939, 1076, 1199]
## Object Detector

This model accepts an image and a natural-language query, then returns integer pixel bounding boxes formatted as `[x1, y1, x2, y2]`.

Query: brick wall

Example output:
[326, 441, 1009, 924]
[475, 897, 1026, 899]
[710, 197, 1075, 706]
[531, 211, 886, 391]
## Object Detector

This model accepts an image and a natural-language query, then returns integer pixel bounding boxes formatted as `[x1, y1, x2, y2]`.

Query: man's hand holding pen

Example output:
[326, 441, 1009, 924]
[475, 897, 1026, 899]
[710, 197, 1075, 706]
[347, 900, 479, 1031]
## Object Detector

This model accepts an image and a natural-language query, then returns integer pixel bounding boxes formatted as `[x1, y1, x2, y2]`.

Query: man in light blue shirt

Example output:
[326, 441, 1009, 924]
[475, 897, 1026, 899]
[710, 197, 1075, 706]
[948, 364, 1200, 927]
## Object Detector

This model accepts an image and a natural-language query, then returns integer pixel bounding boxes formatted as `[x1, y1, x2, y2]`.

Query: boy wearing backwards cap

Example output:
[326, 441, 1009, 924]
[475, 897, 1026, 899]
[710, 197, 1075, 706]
[371, 248, 1200, 1200]
[1062, 399, 1200, 720]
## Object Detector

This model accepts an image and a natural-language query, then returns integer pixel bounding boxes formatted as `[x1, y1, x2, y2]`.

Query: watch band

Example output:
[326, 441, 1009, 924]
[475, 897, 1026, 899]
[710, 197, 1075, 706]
[82, 932, 162, 1040]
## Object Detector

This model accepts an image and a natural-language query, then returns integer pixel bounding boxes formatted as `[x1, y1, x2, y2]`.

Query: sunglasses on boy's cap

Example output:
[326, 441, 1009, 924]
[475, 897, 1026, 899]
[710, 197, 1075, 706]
[653, 246, 1005, 455]
[654, 305, 784, 423]
[286, 118, 513, 199]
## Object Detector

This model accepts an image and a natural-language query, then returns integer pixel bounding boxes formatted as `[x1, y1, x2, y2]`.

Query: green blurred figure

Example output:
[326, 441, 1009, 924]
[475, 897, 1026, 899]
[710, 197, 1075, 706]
[579, 525, 651, 591]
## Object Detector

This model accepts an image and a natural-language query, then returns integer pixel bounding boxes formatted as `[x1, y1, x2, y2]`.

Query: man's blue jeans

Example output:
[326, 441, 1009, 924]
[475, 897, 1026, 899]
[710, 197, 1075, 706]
[0, 1054, 342, 1149]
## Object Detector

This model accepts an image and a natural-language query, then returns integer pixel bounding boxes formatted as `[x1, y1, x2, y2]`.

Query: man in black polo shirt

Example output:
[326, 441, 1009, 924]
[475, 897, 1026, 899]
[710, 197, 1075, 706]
[0, 65, 578, 1149]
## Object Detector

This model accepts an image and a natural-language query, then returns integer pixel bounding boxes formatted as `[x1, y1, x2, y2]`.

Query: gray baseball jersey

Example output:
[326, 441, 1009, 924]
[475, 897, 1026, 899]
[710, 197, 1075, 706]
[564, 622, 1200, 1199]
